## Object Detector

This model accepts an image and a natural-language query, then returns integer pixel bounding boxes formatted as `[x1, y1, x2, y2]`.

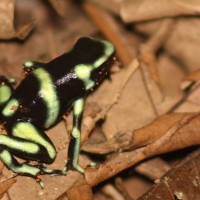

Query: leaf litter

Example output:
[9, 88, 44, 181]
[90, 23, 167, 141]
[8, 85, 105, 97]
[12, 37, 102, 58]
[1, 0, 200, 199]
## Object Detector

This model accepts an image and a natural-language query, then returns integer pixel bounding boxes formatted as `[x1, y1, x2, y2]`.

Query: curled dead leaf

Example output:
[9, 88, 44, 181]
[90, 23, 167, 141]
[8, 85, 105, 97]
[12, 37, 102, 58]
[84, 112, 200, 187]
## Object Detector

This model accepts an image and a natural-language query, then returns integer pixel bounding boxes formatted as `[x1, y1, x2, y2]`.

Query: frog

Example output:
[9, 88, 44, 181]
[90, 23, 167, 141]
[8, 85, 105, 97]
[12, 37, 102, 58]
[0, 37, 115, 188]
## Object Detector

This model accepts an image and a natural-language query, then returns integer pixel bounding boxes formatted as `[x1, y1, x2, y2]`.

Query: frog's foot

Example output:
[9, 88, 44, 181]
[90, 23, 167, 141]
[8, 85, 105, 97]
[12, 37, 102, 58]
[8, 162, 46, 188]
[41, 168, 64, 176]
[34, 164, 65, 188]
[35, 175, 45, 189]
[37, 163, 64, 176]
[62, 159, 85, 174]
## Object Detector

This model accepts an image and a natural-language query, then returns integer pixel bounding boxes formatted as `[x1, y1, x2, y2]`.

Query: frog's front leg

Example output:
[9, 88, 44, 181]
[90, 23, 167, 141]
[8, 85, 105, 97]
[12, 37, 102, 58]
[64, 98, 85, 173]
[22, 61, 45, 76]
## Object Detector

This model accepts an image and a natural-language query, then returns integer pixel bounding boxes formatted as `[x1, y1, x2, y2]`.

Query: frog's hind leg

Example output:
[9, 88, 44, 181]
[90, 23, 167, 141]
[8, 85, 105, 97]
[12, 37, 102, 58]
[0, 148, 41, 177]
[0, 123, 64, 188]
[0, 75, 14, 108]
[11, 122, 65, 175]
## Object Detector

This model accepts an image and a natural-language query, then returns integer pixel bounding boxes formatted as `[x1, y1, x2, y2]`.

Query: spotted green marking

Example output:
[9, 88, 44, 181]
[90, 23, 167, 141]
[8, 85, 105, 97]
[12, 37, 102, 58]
[74, 98, 84, 116]
[0, 134, 39, 154]
[71, 127, 84, 173]
[74, 39, 114, 90]
[24, 61, 34, 68]
[71, 127, 80, 138]
[33, 68, 59, 127]
[2, 98, 19, 117]
[13, 122, 56, 159]
[0, 85, 12, 105]
[74, 64, 94, 90]
[93, 40, 115, 69]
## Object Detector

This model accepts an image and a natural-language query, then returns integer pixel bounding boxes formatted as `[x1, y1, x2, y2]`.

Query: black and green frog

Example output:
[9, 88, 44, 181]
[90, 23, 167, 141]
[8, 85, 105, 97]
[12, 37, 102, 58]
[0, 37, 115, 188]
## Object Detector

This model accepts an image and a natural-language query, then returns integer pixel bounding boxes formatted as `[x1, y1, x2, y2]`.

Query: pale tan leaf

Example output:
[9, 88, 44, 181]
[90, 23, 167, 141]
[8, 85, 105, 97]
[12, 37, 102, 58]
[181, 69, 200, 90]
[120, 0, 200, 23]
[0, 0, 34, 39]
[64, 178, 94, 200]
[139, 52, 161, 91]
[48, 0, 68, 17]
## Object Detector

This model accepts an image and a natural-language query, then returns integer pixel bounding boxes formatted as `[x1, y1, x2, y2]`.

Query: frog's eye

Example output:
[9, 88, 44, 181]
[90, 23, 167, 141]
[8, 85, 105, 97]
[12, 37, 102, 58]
[90, 55, 114, 83]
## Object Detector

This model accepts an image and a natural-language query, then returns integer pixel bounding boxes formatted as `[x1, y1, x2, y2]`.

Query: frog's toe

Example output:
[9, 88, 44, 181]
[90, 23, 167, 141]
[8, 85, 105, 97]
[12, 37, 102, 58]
[41, 168, 64, 176]
[36, 175, 45, 189]
[64, 162, 85, 174]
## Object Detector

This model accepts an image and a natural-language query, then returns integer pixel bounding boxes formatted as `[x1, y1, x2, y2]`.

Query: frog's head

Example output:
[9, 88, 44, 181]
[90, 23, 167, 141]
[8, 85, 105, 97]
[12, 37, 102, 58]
[74, 37, 115, 91]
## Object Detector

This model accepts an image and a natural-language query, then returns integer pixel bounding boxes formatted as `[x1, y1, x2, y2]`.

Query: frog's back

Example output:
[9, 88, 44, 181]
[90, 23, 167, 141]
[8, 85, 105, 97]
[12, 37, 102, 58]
[1, 37, 115, 129]
[1, 64, 86, 129]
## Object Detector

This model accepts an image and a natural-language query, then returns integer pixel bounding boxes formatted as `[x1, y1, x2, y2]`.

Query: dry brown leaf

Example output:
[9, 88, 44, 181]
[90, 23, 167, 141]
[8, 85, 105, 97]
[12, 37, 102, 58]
[90, 61, 157, 140]
[141, 112, 200, 156]
[135, 18, 200, 72]
[82, 131, 133, 154]
[59, 178, 94, 200]
[181, 69, 200, 90]
[138, 18, 175, 100]
[130, 113, 190, 149]
[101, 183, 125, 200]
[120, 0, 200, 23]
[139, 52, 161, 90]
[0, 178, 16, 198]
[182, 69, 200, 83]
[0, 0, 34, 39]
[85, 0, 120, 15]
[1, 0, 200, 199]
[84, 112, 200, 188]
[134, 157, 171, 181]
[115, 177, 133, 200]
[82, 2, 135, 66]
[137, 148, 200, 200]
[48, 0, 69, 17]
[130, 112, 200, 155]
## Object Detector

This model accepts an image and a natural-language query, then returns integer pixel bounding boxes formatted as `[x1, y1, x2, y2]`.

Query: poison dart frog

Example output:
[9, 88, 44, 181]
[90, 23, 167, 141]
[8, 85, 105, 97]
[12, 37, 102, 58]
[0, 37, 115, 188]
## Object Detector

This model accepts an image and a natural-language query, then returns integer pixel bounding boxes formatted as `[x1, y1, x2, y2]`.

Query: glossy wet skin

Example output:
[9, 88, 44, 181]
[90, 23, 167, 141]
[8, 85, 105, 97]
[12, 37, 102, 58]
[0, 37, 115, 188]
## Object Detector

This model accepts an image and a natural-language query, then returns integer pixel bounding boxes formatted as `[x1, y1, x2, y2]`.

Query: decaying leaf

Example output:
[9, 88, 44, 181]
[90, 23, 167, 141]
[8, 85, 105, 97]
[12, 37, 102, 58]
[120, 0, 200, 23]
[83, 112, 200, 189]
[1, 0, 200, 199]
[181, 69, 200, 90]
[0, 0, 34, 39]
[129, 112, 194, 149]
[0, 178, 16, 199]
[82, 2, 135, 66]
[134, 157, 171, 181]
[59, 178, 94, 200]
[48, 0, 68, 17]
[82, 131, 133, 154]
[137, 148, 200, 200]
